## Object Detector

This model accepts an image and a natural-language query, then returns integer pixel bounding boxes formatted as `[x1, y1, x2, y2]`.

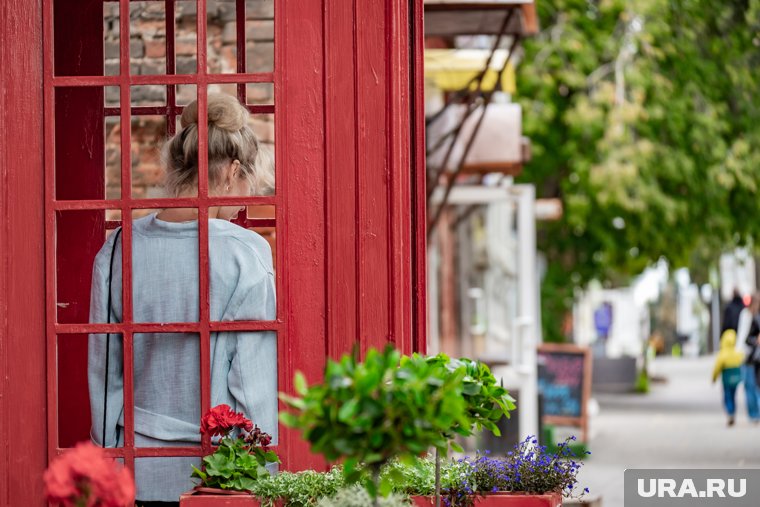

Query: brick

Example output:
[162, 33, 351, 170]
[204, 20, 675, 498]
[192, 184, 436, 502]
[132, 19, 167, 36]
[139, 59, 165, 76]
[131, 85, 165, 106]
[250, 117, 275, 143]
[217, 3, 237, 23]
[103, 3, 119, 18]
[134, 162, 164, 187]
[144, 185, 167, 199]
[105, 40, 120, 60]
[175, 37, 197, 57]
[245, 20, 274, 42]
[219, 46, 237, 73]
[106, 185, 121, 201]
[176, 16, 198, 34]
[246, 84, 273, 103]
[246, 43, 274, 72]
[176, 57, 198, 75]
[144, 37, 166, 59]
[176, 1, 198, 17]
[176, 85, 197, 106]
[246, 1, 274, 19]
[105, 61, 120, 77]
[134, 4, 166, 21]
[207, 24, 223, 38]
[130, 38, 145, 59]
[222, 22, 237, 44]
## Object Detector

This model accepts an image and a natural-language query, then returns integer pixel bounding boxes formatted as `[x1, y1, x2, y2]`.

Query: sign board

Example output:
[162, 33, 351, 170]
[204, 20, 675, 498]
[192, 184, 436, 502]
[537, 343, 592, 442]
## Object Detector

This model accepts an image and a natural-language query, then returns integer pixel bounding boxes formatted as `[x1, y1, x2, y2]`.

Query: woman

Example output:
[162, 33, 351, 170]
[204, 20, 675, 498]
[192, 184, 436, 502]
[88, 93, 277, 505]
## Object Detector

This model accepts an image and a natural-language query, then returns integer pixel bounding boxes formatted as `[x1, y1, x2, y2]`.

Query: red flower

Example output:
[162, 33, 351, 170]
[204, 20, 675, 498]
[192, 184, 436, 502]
[243, 424, 273, 449]
[44, 441, 135, 507]
[200, 404, 254, 437]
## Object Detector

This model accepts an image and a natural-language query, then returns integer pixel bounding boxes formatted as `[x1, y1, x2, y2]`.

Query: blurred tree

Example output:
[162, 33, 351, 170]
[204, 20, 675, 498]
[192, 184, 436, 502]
[517, 0, 760, 341]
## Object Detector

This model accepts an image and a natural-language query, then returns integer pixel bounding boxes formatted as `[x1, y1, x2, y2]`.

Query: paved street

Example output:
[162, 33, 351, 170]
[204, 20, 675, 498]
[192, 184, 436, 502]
[576, 355, 760, 506]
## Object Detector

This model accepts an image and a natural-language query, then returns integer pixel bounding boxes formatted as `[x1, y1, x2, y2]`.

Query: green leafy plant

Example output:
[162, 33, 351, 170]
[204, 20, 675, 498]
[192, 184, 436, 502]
[382, 457, 470, 498]
[424, 355, 516, 445]
[423, 355, 516, 506]
[315, 486, 410, 507]
[280, 346, 471, 498]
[252, 467, 346, 507]
[191, 404, 279, 491]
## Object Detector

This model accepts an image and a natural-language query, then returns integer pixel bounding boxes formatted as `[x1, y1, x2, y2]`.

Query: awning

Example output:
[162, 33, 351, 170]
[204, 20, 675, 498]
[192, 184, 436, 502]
[427, 102, 526, 176]
[425, 49, 516, 93]
[424, 1, 539, 38]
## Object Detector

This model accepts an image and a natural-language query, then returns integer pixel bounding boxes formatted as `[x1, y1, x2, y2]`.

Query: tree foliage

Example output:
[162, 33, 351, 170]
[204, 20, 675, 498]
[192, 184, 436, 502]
[516, 0, 760, 340]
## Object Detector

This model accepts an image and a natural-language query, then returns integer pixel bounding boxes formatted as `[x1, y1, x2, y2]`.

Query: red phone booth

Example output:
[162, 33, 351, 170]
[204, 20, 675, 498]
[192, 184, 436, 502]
[0, 0, 426, 504]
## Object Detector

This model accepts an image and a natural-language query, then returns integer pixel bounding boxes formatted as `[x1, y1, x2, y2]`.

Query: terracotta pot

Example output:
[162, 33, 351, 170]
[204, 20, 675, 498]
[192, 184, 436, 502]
[179, 487, 261, 506]
[411, 491, 563, 507]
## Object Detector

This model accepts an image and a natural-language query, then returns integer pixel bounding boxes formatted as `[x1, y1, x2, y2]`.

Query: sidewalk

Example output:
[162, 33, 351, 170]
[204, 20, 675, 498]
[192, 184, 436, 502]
[575, 355, 760, 506]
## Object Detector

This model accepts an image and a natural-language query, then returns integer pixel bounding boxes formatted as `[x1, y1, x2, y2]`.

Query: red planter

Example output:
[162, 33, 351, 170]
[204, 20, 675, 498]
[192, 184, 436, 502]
[412, 492, 563, 507]
[179, 488, 261, 506]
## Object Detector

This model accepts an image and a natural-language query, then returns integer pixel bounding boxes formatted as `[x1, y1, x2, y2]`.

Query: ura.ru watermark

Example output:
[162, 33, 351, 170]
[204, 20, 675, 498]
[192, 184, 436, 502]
[625, 469, 760, 506]
[637, 478, 745, 498]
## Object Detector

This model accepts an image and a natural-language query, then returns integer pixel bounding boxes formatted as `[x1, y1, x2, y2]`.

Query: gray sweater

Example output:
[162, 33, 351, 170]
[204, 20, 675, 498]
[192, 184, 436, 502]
[88, 213, 277, 501]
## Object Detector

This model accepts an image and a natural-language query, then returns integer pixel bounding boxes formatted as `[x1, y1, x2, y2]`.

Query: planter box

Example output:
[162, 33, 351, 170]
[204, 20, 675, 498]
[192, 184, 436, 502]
[412, 492, 563, 507]
[180, 488, 261, 506]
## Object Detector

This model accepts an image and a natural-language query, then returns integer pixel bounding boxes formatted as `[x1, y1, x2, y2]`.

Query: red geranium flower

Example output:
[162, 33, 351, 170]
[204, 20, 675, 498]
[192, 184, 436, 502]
[200, 404, 254, 437]
[44, 441, 135, 507]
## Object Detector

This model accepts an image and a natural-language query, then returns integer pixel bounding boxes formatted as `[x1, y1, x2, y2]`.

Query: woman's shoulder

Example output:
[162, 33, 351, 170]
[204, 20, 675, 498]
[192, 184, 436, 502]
[209, 220, 273, 273]
[92, 227, 125, 275]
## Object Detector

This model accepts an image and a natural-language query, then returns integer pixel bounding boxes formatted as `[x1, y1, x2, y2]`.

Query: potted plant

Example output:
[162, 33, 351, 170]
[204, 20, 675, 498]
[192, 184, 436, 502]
[43, 441, 135, 507]
[411, 436, 589, 507]
[180, 404, 280, 506]
[314, 485, 411, 507]
[422, 355, 516, 506]
[251, 467, 345, 507]
[280, 346, 471, 504]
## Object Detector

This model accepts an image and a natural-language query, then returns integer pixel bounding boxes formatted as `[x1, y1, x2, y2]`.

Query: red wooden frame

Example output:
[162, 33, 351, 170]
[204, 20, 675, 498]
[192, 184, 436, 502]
[1, 0, 426, 503]
[44, 0, 285, 473]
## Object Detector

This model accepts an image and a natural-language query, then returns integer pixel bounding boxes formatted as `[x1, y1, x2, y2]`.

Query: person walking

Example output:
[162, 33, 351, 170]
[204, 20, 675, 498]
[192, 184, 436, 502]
[722, 290, 746, 334]
[713, 329, 744, 426]
[712, 329, 745, 426]
[736, 294, 760, 423]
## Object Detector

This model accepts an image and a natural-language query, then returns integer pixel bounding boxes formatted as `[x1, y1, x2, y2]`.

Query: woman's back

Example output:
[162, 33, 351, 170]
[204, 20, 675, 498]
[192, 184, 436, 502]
[88, 213, 277, 501]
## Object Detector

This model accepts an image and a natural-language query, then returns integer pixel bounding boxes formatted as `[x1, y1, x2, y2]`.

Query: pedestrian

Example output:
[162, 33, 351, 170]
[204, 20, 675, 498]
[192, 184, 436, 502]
[712, 329, 745, 426]
[743, 295, 760, 406]
[736, 294, 760, 423]
[87, 93, 277, 505]
[722, 289, 745, 333]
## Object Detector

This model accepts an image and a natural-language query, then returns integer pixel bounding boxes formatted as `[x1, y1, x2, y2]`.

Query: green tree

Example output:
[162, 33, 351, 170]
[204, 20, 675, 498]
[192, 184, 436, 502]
[516, 0, 760, 341]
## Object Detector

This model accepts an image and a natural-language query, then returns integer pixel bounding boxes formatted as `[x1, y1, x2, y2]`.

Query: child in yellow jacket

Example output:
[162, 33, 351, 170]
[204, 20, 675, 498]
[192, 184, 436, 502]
[713, 330, 745, 426]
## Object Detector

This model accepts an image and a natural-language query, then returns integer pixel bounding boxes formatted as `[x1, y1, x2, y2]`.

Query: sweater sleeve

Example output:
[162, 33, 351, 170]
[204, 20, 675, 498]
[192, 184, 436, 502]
[227, 274, 278, 441]
[88, 261, 125, 447]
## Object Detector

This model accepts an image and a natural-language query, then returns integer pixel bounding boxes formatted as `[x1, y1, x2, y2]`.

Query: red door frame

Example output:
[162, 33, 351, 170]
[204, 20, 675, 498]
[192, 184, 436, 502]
[0, 0, 48, 504]
[0, 0, 426, 504]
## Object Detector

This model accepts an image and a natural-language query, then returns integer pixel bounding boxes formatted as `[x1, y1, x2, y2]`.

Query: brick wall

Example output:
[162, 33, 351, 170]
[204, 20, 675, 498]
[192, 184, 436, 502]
[104, 0, 275, 201]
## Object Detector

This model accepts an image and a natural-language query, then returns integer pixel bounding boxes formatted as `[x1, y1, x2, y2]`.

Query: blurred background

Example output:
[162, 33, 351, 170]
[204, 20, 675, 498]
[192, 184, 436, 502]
[422, 1, 760, 504]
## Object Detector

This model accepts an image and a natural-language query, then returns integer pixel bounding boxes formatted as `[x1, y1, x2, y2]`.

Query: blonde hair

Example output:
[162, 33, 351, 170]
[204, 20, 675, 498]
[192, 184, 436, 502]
[163, 93, 274, 196]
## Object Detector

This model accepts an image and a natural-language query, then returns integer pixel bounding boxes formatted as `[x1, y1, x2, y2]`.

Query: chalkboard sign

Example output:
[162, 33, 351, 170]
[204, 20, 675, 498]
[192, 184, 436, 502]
[537, 344, 592, 442]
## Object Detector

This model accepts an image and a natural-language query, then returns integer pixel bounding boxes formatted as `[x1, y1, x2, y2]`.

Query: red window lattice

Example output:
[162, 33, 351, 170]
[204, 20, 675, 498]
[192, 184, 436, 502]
[44, 0, 283, 476]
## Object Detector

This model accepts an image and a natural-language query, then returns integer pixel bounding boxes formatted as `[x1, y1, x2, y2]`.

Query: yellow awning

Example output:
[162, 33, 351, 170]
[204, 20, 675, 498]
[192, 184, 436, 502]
[424, 49, 516, 94]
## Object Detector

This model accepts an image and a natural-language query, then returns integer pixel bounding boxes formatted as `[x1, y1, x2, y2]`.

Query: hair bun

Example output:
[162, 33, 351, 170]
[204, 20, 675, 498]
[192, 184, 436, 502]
[180, 93, 247, 132]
